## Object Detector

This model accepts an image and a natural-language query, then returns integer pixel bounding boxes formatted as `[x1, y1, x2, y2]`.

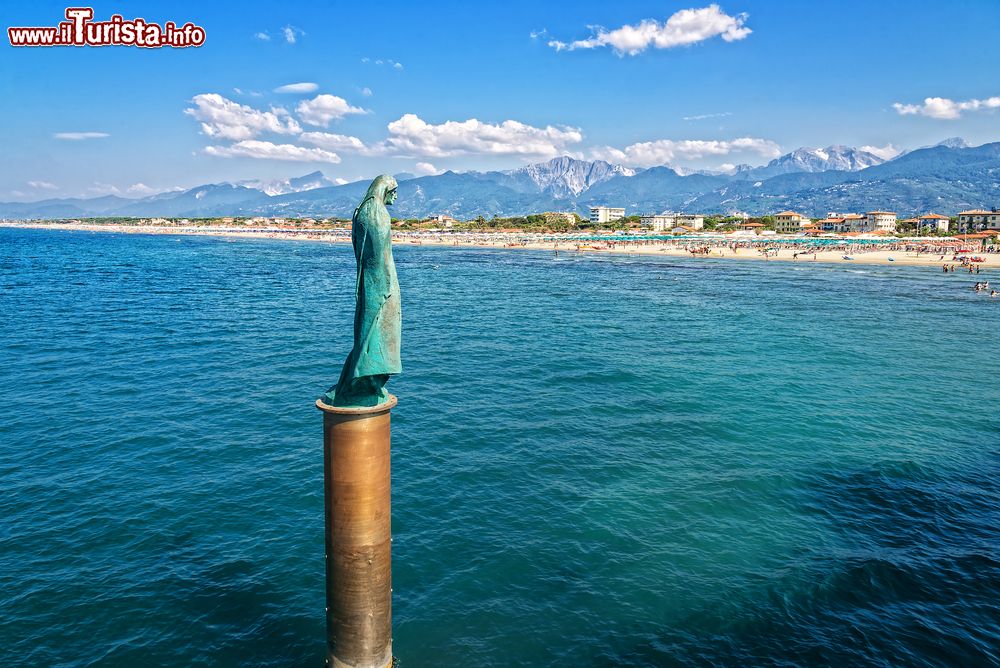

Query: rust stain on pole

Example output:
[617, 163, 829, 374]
[317, 396, 396, 668]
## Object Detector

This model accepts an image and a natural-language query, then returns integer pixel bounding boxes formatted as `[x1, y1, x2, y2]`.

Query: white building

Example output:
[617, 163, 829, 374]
[430, 214, 456, 228]
[774, 211, 807, 233]
[864, 211, 897, 233]
[823, 212, 870, 233]
[840, 214, 866, 232]
[547, 212, 577, 225]
[817, 217, 846, 232]
[676, 214, 705, 230]
[918, 213, 950, 233]
[589, 206, 626, 224]
[671, 225, 701, 235]
[957, 209, 999, 230]
[641, 214, 675, 231]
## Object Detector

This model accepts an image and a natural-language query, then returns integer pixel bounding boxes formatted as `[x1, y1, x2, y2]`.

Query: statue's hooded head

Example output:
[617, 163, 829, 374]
[363, 174, 398, 208]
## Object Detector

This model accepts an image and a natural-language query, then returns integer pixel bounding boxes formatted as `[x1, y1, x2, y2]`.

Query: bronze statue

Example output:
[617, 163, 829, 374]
[324, 174, 401, 407]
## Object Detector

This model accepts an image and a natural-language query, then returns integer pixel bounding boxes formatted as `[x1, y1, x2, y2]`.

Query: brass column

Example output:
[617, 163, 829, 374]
[317, 396, 396, 668]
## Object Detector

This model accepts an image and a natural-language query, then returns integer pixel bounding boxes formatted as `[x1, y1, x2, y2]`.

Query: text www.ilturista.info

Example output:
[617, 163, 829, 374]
[8, 8, 205, 48]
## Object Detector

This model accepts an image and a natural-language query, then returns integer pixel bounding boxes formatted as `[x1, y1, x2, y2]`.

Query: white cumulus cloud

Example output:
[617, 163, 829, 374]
[381, 114, 583, 158]
[253, 32, 270, 41]
[204, 140, 341, 163]
[414, 162, 438, 175]
[592, 136, 780, 167]
[27, 180, 58, 190]
[296, 94, 368, 127]
[274, 82, 319, 94]
[859, 143, 902, 160]
[300, 132, 369, 152]
[125, 183, 182, 196]
[283, 26, 303, 44]
[549, 4, 751, 56]
[185, 93, 301, 141]
[53, 132, 109, 140]
[893, 95, 1000, 120]
[302, 114, 583, 159]
[88, 182, 121, 195]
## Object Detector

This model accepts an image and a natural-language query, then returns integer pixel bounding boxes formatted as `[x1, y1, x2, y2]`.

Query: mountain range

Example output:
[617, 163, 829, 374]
[2, 138, 996, 220]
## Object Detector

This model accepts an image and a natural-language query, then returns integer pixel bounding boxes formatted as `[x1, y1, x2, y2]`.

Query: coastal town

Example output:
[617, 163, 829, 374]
[6, 204, 1000, 236]
[590, 205, 1000, 236]
[5, 203, 1000, 274]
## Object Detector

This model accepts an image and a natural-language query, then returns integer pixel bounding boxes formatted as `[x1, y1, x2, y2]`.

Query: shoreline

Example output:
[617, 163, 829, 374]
[4, 221, 998, 269]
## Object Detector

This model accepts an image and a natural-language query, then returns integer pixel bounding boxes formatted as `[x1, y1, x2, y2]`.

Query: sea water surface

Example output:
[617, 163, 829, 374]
[1, 227, 998, 667]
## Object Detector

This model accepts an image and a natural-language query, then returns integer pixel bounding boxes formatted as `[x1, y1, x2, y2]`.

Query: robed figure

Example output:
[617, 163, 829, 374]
[325, 174, 402, 407]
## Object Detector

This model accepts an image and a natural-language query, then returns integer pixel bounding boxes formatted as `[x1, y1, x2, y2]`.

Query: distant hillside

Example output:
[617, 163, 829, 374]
[684, 143, 1000, 214]
[741, 145, 888, 180]
[2, 141, 999, 220]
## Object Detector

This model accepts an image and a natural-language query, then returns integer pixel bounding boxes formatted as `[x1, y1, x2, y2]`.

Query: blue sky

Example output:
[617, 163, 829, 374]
[2, 0, 999, 200]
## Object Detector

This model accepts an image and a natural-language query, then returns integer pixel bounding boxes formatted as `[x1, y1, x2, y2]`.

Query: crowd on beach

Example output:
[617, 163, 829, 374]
[5, 221, 999, 277]
[563, 237, 994, 257]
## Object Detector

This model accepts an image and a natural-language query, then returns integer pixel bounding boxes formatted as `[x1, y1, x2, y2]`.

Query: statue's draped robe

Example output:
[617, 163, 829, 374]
[329, 188, 401, 406]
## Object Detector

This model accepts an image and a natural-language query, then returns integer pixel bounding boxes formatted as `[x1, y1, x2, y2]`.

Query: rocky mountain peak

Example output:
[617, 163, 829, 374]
[505, 156, 637, 197]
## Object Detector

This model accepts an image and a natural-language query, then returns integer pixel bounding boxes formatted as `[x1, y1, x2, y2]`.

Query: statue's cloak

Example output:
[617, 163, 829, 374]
[330, 175, 401, 406]
[345, 196, 401, 378]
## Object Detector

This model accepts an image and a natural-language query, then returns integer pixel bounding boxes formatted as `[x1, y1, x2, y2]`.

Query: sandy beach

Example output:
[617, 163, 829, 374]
[512, 240, 1000, 268]
[5, 221, 999, 269]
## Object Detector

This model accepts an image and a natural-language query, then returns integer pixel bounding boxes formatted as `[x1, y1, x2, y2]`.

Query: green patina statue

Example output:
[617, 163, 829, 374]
[323, 174, 402, 407]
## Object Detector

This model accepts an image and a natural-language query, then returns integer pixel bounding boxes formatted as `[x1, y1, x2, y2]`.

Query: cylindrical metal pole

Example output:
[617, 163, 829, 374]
[317, 396, 396, 668]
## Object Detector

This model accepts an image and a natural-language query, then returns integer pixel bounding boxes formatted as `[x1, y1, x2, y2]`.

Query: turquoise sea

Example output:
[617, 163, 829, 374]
[1, 227, 998, 667]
